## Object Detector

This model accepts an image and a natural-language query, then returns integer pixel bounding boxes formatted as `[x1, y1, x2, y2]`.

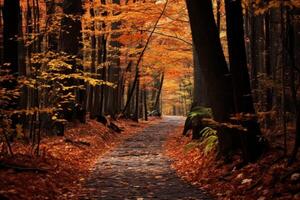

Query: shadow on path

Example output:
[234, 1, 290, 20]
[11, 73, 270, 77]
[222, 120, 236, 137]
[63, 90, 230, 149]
[80, 116, 211, 200]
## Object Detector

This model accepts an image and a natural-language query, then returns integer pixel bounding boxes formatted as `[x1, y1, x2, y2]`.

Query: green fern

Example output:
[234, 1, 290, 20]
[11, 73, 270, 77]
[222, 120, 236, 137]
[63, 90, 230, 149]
[200, 127, 216, 138]
[188, 106, 213, 120]
[199, 127, 218, 155]
[183, 127, 218, 154]
[202, 135, 218, 154]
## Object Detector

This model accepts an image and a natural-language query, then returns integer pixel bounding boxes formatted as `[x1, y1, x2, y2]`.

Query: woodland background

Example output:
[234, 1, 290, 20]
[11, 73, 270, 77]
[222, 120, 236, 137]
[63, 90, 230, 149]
[0, 0, 300, 199]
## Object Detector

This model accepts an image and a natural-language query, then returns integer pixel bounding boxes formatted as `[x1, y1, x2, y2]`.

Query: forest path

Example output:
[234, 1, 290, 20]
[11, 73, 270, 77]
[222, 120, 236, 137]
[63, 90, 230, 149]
[80, 116, 211, 200]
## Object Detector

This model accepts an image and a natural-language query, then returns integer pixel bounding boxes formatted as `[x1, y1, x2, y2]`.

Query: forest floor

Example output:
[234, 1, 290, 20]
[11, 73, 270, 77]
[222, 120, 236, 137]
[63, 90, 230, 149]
[0, 117, 159, 200]
[2, 116, 299, 200]
[80, 116, 211, 200]
[165, 125, 300, 200]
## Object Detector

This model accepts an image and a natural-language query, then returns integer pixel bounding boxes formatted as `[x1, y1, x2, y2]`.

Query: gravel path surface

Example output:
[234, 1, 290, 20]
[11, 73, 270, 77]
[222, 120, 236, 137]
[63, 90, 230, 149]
[80, 116, 211, 200]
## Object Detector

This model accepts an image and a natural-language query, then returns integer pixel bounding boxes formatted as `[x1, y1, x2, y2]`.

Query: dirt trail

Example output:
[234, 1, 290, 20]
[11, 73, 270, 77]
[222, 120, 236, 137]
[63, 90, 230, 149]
[80, 116, 211, 200]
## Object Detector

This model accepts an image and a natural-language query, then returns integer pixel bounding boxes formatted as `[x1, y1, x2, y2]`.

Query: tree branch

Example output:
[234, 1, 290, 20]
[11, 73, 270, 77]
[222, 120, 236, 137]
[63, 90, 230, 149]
[122, 0, 169, 114]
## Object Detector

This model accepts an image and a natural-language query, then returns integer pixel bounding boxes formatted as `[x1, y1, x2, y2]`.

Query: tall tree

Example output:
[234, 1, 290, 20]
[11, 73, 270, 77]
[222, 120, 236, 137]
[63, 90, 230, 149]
[46, 0, 58, 51]
[154, 72, 164, 115]
[186, 0, 264, 162]
[61, 0, 83, 56]
[2, 0, 21, 110]
[192, 46, 209, 107]
[60, 0, 85, 121]
[225, 0, 263, 161]
[106, 0, 122, 116]
[185, 0, 233, 122]
[3, 0, 21, 78]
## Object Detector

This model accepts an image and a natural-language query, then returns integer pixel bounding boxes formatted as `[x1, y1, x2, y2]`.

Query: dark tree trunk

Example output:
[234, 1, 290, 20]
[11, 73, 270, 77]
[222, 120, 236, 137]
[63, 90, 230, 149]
[264, 10, 273, 128]
[60, 0, 85, 122]
[192, 46, 209, 107]
[2, 0, 21, 111]
[185, 0, 234, 122]
[99, 35, 107, 116]
[88, 3, 97, 118]
[249, 4, 259, 96]
[144, 89, 148, 121]
[46, 0, 58, 51]
[106, 0, 122, 117]
[225, 0, 263, 161]
[225, 0, 255, 114]
[61, 0, 83, 56]
[98, 0, 108, 116]
[134, 67, 140, 122]
[3, 0, 21, 77]
[288, 8, 300, 164]
[154, 72, 164, 115]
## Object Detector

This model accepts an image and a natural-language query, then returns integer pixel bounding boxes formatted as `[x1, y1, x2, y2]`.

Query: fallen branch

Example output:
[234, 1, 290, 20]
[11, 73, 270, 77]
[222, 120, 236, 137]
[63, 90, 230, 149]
[108, 122, 124, 133]
[0, 162, 47, 173]
[64, 138, 91, 147]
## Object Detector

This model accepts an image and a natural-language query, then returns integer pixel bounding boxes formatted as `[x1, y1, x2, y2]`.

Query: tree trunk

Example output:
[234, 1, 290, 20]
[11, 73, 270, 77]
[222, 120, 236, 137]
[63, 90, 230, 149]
[134, 67, 140, 122]
[144, 89, 148, 121]
[106, 0, 122, 117]
[225, 0, 263, 161]
[3, 0, 20, 77]
[154, 72, 164, 115]
[2, 0, 21, 110]
[61, 0, 83, 56]
[46, 0, 57, 51]
[287, 8, 300, 164]
[192, 46, 209, 107]
[186, 0, 234, 122]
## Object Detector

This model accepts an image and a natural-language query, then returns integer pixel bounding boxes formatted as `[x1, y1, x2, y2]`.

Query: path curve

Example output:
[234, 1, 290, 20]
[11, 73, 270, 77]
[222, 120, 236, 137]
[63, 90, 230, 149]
[80, 116, 211, 200]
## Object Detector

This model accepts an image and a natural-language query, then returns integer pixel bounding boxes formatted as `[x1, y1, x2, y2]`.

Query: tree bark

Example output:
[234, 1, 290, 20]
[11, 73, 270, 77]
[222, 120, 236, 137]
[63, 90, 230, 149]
[61, 0, 83, 56]
[186, 0, 234, 122]
[2, 0, 21, 110]
[3, 0, 21, 77]
[225, 0, 263, 161]
[106, 0, 122, 116]
[192, 46, 209, 107]
[154, 72, 164, 115]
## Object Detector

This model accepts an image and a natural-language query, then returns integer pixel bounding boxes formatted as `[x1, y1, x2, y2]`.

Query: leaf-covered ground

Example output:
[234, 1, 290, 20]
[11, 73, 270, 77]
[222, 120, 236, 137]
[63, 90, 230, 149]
[0, 118, 158, 199]
[165, 126, 300, 200]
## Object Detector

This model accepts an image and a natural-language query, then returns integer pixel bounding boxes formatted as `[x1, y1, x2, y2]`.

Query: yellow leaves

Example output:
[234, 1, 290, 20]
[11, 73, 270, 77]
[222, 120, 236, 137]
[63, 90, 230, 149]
[52, 116, 58, 121]
[15, 124, 24, 139]
[18, 77, 36, 88]
[48, 59, 72, 71]
[12, 108, 54, 116]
